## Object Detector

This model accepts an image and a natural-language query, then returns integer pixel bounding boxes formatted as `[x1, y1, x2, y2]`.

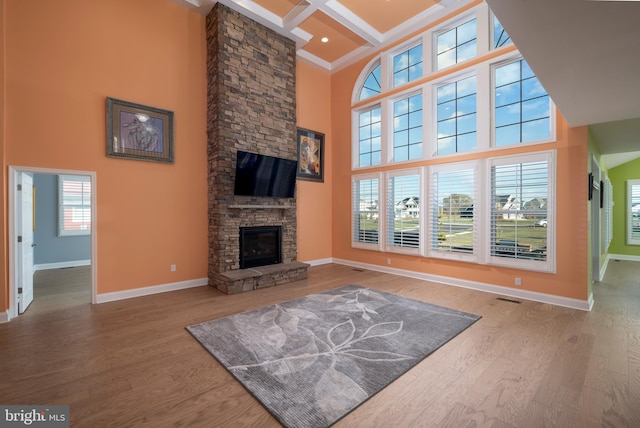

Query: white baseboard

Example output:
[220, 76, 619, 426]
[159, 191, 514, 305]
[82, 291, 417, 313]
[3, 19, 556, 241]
[598, 255, 610, 282]
[0, 310, 9, 324]
[96, 277, 209, 304]
[608, 253, 640, 262]
[34, 259, 91, 272]
[332, 258, 592, 311]
[302, 258, 334, 267]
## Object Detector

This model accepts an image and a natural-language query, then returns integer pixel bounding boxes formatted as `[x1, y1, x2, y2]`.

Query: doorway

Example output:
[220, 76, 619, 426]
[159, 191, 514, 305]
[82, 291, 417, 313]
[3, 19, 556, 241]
[8, 166, 97, 321]
[591, 156, 601, 282]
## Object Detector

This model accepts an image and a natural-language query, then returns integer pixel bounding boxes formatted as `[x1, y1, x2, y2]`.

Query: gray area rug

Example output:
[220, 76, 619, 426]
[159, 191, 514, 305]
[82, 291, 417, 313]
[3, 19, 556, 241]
[187, 285, 480, 428]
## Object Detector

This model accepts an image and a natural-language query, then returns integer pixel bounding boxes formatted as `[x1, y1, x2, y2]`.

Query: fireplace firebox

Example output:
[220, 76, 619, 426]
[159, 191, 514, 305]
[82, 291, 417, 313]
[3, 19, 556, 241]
[239, 226, 282, 269]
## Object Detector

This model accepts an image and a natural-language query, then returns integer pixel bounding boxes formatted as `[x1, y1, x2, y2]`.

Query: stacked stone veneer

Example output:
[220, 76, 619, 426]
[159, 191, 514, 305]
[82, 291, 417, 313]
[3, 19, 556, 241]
[207, 3, 308, 294]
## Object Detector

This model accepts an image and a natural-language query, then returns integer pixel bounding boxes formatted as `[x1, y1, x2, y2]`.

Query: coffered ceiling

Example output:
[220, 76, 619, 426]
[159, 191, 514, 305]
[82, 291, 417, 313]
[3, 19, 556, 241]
[174, 0, 471, 71]
[174, 0, 640, 166]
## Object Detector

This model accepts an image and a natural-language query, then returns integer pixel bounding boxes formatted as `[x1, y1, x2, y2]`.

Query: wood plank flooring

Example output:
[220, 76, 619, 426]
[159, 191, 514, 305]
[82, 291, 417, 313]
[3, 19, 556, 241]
[1, 261, 639, 427]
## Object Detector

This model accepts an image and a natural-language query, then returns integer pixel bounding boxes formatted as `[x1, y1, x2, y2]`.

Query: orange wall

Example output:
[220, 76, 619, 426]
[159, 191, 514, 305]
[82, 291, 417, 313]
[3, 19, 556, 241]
[331, 60, 590, 301]
[1, 0, 6, 313]
[296, 61, 333, 262]
[3, 0, 208, 309]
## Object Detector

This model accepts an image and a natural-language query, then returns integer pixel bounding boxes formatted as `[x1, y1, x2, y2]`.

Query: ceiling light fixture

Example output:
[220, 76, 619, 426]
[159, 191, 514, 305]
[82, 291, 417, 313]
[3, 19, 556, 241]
[321, 37, 329, 43]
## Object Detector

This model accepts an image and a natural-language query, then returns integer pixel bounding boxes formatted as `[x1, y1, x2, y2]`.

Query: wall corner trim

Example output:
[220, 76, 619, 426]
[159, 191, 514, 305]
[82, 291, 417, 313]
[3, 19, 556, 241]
[332, 258, 592, 311]
[96, 278, 209, 304]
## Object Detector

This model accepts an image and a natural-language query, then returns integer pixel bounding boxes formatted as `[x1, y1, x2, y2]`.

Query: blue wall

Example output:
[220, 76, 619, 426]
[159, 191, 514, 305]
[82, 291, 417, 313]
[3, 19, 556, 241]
[33, 174, 90, 266]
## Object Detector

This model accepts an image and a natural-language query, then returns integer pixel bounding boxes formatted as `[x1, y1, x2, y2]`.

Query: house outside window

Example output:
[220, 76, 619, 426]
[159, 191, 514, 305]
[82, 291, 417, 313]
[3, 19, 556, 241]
[489, 152, 554, 272]
[387, 170, 421, 252]
[353, 175, 381, 247]
[58, 174, 91, 237]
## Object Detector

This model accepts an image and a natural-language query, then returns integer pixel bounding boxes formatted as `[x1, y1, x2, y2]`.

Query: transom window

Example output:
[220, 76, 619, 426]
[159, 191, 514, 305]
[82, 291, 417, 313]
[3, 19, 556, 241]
[358, 107, 382, 167]
[393, 44, 423, 87]
[436, 19, 477, 70]
[494, 59, 551, 146]
[359, 63, 381, 101]
[393, 94, 423, 162]
[436, 76, 477, 155]
[492, 16, 512, 49]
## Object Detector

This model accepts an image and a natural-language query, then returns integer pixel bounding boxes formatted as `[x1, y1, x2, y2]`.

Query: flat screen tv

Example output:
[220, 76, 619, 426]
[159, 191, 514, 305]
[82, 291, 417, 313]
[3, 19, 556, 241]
[234, 150, 297, 198]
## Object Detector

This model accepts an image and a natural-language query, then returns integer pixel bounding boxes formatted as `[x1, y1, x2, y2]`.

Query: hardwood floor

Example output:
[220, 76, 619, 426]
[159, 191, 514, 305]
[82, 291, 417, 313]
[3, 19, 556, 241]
[1, 262, 639, 427]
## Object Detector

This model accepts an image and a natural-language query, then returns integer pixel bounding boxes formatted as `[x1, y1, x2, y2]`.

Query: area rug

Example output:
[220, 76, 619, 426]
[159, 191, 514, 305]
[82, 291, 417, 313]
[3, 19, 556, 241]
[186, 285, 480, 428]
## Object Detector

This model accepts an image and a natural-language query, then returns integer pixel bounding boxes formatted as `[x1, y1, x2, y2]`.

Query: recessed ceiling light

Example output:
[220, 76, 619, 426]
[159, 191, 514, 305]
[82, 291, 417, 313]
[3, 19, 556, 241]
[321, 37, 329, 43]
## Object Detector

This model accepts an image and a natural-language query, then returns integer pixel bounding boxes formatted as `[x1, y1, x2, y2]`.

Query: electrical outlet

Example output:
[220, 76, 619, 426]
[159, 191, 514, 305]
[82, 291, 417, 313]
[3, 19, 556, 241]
[515, 277, 522, 286]
[386, 258, 391, 265]
[171, 264, 177, 272]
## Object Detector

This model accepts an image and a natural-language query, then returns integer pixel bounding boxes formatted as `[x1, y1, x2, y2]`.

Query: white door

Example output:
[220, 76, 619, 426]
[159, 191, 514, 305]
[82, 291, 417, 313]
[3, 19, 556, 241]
[18, 172, 35, 313]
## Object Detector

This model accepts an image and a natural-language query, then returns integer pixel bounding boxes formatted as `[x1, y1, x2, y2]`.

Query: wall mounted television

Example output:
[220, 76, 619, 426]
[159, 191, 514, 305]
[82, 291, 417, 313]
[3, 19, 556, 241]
[234, 150, 297, 198]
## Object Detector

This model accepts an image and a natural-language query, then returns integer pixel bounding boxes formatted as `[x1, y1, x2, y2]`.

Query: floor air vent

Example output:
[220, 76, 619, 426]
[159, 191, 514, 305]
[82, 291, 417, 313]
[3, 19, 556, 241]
[496, 297, 521, 304]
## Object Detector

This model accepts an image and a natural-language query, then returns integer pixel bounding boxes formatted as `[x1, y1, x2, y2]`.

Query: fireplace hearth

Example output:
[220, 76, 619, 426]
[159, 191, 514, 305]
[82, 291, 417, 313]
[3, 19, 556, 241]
[240, 226, 282, 269]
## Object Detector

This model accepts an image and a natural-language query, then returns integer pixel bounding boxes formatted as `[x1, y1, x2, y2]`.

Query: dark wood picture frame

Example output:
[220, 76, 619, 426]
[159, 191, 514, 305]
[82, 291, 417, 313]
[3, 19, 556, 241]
[106, 97, 174, 163]
[296, 127, 324, 182]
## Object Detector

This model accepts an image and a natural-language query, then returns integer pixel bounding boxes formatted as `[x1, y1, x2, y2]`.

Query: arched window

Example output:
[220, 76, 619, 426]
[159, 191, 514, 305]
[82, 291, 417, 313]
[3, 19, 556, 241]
[358, 63, 381, 101]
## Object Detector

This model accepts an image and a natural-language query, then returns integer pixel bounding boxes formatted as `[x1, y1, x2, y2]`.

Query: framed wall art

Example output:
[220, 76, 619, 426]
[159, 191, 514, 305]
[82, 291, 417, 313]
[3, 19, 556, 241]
[296, 127, 324, 182]
[106, 97, 174, 163]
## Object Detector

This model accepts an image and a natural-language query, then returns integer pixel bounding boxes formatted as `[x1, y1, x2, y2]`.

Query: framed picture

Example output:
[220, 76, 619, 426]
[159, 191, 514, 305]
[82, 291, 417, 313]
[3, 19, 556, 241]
[106, 97, 174, 163]
[296, 127, 324, 182]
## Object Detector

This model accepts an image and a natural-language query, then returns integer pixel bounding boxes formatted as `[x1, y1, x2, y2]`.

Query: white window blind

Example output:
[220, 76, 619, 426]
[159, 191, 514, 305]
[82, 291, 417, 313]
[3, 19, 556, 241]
[604, 177, 613, 250]
[353, 176, 380, 245]
[387, 171, 420, 251]
[430, 165, 477, 259]
[490, 157, 551, 269]
[59, 174, 91, 237]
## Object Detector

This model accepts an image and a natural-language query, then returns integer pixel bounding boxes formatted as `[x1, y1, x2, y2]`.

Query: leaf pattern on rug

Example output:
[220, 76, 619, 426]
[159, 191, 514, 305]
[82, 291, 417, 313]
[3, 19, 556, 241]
[187, 285, 482, 428]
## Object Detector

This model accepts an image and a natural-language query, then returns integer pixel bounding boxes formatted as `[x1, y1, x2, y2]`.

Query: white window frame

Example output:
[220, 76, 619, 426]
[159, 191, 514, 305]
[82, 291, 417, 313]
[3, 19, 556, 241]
[389, 88, 425, 164]
[386, 168, 423, 255]
[352, 57, 384, 104]
[427, 160, 480, 263]
[352, 172, 384, 251]
[433, 13, 479, 72]
[603, 176, 613, 251]
[58, 174, 91, 237]
[352, 103, 385, 170]
[491, 55, 556, 149]
[389, 38, 424, 88]
[490, 11, 513, 50]
[433, 72, 479, 157]
[626, 179, 640, 246]
[485, 151, 556, 273]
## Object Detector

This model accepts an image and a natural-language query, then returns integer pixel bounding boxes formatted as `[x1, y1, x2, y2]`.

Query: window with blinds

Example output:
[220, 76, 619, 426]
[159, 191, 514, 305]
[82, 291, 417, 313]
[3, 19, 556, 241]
[352, 175, 380, 246]
[387, 171, 420, 251]
[627, 179, 640, 245]
[603, 177, 613, 250]
[490, 154, 553, 270]
[430, 164, 477, 259]
[58, 174, 91, 236]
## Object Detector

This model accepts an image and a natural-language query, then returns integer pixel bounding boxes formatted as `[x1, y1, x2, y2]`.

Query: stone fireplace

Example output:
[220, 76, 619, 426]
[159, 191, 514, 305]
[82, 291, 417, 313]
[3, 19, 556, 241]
[206, 3, 309, 294]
